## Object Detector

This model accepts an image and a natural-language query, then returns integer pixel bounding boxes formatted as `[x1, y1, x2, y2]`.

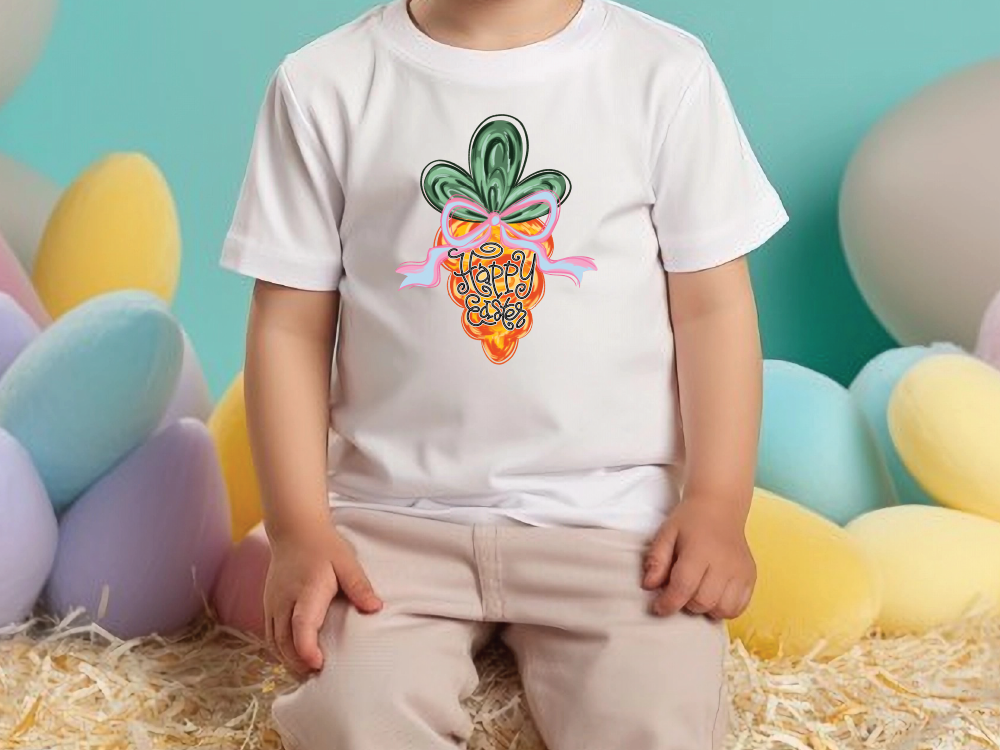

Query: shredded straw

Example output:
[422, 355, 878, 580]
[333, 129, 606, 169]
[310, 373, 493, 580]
[2, 608, 999, 749]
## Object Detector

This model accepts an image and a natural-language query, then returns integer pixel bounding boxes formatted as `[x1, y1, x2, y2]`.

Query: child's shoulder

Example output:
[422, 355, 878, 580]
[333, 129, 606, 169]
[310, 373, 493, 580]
[604, 1, 709, 71]
[278, 5, 383, 97]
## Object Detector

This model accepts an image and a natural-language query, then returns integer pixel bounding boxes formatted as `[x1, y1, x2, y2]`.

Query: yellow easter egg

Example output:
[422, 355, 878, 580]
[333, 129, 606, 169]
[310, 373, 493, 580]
[888, 354, 1000, 522]
[728, 488, 880, 659]
[32, 153, 180, 318]
[208, 372, 262, 541]
[847, 505, 1000, 634]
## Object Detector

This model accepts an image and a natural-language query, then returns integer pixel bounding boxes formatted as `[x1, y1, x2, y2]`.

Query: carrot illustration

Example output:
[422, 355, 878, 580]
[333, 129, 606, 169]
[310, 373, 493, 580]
[397, 114, 596, 364]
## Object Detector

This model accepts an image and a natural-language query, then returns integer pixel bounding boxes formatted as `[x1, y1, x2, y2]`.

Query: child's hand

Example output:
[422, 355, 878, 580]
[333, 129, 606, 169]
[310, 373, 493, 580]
[264, 525, 383, 676]
[641, 496, 756, 621]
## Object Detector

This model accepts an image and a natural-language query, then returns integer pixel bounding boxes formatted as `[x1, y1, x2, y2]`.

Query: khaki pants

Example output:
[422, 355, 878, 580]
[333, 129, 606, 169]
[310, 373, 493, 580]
[272, 507, 730, 750]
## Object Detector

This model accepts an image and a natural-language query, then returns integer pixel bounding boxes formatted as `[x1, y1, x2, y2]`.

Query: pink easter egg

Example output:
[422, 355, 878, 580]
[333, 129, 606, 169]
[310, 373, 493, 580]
[0, 231, 50, 327]
[975, 289, 1000, 371]
[211, 521, 270, 638]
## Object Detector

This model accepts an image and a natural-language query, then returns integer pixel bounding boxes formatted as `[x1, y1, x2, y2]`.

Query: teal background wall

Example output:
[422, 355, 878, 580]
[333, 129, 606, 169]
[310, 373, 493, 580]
[1, 0, 998, 397]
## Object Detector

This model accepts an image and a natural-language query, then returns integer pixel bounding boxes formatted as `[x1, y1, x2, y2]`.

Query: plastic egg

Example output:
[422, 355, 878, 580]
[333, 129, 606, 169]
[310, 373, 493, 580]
[849, 344, 964, 507]
[45, 419, 232, 639]
[757, 360, 896, 525]
[158, 330, 213, 430]
[0, 291, 183, 511]
[0, 0, 58, 106]
[212, 522, 270, 638]
[728, 488, 880, 659]
[889, 354, 1000, 522]
[0, 428, 58, 626]
[840, 58, 1000, 349]
[32, 153, 181, 318]
[1, 230, 51, 326]
[209, 372, 262, 541]
[976, 289, 1000, 371]
[0, 153, 61, 270]
[0, 294, 40, 378]
[848, 505, 1000, 634]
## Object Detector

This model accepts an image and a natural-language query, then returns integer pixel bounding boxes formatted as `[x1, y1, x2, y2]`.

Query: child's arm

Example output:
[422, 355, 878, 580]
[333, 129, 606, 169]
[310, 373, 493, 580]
[641, 257, 760, 621]
[246, 280, 383, 675]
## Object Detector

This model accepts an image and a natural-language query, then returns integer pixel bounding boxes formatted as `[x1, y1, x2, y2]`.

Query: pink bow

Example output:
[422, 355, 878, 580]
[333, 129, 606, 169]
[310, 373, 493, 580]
[397, 190, 597, 288]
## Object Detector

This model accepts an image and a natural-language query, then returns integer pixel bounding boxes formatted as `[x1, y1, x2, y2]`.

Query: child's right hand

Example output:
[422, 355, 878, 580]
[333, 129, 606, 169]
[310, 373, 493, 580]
[264, 524, 383, 676]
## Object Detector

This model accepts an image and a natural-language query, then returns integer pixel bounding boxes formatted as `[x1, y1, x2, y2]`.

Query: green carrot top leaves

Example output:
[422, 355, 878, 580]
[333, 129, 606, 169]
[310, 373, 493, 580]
[421, 114, 571, 224]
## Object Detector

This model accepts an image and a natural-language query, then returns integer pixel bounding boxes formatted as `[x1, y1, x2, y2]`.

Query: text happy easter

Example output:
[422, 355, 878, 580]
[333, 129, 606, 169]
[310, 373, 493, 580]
[448, 242, 536, 331]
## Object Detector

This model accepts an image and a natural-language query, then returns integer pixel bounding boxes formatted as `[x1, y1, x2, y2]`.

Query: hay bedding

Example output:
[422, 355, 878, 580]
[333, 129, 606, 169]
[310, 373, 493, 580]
[2, 611, 999, 750]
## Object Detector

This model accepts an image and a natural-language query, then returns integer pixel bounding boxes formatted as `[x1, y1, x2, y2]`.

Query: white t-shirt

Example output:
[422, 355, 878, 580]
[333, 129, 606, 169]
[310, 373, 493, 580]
[221, 0, 789, 534]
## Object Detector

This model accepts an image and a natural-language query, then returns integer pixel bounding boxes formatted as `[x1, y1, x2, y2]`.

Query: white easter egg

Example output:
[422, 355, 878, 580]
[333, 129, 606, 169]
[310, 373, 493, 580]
[0, 0, 58, 106]
[840, 58, 1000, 348]
[0, 153, 62, 271]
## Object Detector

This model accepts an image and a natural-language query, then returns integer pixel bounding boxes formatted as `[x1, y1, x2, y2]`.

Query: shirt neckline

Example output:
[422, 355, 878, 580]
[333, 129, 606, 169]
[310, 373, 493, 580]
[378, 0, 609, 84]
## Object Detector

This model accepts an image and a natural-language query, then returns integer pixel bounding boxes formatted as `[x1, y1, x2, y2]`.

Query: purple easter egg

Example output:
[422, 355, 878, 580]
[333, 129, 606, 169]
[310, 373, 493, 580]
[158, 330, 213, 429]
[211, 522, 270, 638]
[0, 230, 49, 327]
[976, 290, 1000, 371]
[0, 293, 40, 378]
[45, 419, 232, 639]
[0, 428, 58, 626]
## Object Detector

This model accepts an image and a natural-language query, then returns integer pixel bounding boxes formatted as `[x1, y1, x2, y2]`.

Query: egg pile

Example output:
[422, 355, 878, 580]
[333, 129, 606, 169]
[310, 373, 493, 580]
[733, 55, 1000, 660]
[0, 149, 273, 639]
[735, 309, 1000, 660]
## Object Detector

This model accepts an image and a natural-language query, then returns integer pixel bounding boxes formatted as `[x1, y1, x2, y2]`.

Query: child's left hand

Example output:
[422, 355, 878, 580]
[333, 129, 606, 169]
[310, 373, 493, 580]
[641, 496, 756, 620]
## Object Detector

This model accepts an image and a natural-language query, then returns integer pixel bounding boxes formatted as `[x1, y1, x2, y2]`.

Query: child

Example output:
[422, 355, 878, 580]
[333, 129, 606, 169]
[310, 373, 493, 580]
[221, 0, 788, 747]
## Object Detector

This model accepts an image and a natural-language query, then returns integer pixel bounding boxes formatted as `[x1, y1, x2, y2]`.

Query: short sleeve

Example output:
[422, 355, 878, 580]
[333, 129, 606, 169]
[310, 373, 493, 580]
[652, 51, 789, 273]
[220, 64, 344, 291]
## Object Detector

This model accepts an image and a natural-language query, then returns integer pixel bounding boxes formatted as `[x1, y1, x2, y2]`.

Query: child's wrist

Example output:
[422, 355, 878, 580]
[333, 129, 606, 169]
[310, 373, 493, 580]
[681, 485, 753, 521]
[264, 507, 334, 548]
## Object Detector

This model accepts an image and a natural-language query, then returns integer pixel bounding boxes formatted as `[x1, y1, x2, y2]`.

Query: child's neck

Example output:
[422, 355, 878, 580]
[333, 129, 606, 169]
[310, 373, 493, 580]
[407, 0, 585, 52]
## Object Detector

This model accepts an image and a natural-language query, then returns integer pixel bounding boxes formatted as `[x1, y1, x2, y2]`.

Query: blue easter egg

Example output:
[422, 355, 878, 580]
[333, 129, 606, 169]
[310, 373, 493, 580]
[850, 344, 965, 507]
[0, 290, 183, 511]
[757, 360, 897, 525]
[0, 428, 58, 626]
[0, 293, 40, 378]
[45, 419, 232, 639]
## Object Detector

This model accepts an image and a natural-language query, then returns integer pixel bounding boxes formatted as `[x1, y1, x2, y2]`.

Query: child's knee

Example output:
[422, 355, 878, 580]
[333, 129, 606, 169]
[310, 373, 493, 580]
[272, 653, 472, 750]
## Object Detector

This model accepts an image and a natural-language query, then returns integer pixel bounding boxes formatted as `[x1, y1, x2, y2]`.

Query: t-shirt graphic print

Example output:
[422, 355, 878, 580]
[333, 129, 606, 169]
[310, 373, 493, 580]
[397, 114, 597, 364]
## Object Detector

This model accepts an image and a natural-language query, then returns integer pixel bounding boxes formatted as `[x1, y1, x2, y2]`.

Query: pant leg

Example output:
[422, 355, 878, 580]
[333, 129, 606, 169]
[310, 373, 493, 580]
[497, 525, 730, 750]
[272, 508, 494, 750]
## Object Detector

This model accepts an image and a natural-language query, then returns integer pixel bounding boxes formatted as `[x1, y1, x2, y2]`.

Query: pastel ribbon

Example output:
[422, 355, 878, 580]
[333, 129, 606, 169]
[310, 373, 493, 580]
[397, 190, 597, 289]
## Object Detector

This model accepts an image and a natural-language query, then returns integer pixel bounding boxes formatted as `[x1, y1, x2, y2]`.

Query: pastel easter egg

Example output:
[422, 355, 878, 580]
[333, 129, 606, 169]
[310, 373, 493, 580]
[849, 344, 964, 507]
[0, 294, 40, 378]
[975, 289, 1000, 371]
[728, 489, 880, 659]
[212, 522, 270, 638]
[848, 505, 1000, 634]
[209, 372, 262, 541]
[757, 360, 896, 525]
[0, 0, 58, 105]
[158, 330, 213, 430]
[0, 290, 183, 511]
[841, 58, 1000, 349]
[888, 354, 1000, 522]
[32, 153, 181, 318]
[0, 153, 61, 270]
[1, 230, 51, 326]
[45, 419, 232, 639]
[0, 429, 58, 626]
